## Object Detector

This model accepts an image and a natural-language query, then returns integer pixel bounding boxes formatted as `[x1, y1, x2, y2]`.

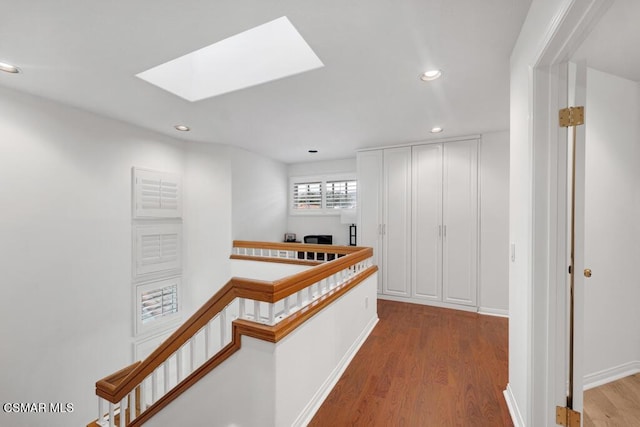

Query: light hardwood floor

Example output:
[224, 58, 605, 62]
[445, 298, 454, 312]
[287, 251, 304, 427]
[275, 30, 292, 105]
[584, 373, 640, 427]
[309, 299, 512, 426]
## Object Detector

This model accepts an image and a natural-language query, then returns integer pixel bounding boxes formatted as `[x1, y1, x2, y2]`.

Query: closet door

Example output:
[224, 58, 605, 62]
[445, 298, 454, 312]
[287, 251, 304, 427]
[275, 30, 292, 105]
[357, 150, 384, 293]
[442, 139, 478, 306]
[411, 144, 443, 301]
[382, 147, 411, 297]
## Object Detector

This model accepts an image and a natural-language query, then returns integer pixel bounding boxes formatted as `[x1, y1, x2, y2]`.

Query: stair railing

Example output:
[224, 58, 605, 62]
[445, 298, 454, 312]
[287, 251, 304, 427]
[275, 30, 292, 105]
[90, 241, 374, 427]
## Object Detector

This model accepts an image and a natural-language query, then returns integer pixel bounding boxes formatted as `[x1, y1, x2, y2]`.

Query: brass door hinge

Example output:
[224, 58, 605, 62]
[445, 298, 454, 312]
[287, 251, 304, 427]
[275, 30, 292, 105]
[559, 106, 585, 127]
[556, 406, 581, 427]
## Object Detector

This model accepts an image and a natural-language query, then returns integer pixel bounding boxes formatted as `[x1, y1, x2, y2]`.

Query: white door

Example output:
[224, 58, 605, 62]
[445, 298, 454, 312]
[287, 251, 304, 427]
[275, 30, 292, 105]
[567, 61, 587, 416]
[442, 139, 478, 306]
[357, 150, 384, 293]
[382, 147, 411, 297]
[411, 143, 442, 301]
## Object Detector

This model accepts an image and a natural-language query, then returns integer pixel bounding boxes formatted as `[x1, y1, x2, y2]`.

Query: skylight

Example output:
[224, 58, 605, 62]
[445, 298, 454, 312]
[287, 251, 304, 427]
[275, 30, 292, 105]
[136, 16, 324, 102]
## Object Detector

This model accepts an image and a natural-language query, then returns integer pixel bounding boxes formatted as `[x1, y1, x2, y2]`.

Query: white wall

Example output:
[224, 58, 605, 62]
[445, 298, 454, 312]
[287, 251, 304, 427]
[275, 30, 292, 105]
[583, 68, 640, 384]
[0, 86, 232, 427]
[287, 158, 357, 246]
[184, 142, 234, 313]
[146, 273, 378, 427]
[479, 131, 510, 315]
[231, 147, 288, 243]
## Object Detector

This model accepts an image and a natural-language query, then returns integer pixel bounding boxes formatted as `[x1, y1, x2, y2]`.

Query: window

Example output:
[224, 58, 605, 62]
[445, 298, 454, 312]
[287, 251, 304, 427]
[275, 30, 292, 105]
[326, 179, 357, 210]
[292, 181, 323, 210]
[290, 174, 357, 214]
[135, 278, 181, 335]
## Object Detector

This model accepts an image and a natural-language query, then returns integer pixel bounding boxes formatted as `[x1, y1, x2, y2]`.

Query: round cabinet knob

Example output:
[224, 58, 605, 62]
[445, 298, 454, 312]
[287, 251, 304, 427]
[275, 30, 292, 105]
[584, 268, 592, 278]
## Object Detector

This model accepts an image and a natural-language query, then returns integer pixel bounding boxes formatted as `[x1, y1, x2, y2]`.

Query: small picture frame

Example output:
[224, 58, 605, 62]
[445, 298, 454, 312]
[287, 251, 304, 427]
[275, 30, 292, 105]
[284, 233, 297, 242]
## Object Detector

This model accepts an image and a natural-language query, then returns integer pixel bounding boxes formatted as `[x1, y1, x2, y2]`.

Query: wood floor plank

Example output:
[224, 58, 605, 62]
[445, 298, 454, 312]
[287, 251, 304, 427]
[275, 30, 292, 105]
[584, 373, 640, 427]
[309, 300, 512, 426]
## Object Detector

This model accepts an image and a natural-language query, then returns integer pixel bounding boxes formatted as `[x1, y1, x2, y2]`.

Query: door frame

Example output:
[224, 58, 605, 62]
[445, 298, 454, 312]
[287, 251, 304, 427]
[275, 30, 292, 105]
[525, 0, 613, 425]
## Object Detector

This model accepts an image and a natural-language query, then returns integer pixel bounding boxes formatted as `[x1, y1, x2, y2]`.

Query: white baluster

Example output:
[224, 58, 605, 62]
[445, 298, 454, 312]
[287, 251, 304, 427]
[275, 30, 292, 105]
[268, 303, 275, 325]
[205, 322, 211, 359]
[140, 378, 147, 412]
[119, 397, 126, 427]
[189, 339, 196, 373]
[254, 300, 261, 322]
[177, 347, 183, 382]
[297, 290, 303, 308]
[130, 389, 137, 422]
[308, 286, 313, 302]
[163, 361, 170, 394]
[239, 298, 246, 319]
[220, 308, 227, 347]
[108, 402, 115, 427]
[98, 398, 105, 426]
[284, 297, 290, 315]
[151, 371, 158, 404]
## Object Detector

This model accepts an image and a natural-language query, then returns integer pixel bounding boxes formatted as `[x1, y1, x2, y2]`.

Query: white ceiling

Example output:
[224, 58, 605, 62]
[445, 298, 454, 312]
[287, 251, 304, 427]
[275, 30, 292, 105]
[0, 0, 532, 164]
[573, 0, 640, 83]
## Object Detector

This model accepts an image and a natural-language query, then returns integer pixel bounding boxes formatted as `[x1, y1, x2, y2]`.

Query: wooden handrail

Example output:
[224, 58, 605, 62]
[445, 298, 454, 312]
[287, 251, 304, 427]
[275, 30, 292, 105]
[128, 264, 377, 427]
[94, 242, 375, 426]
[232, 240, 364, 254]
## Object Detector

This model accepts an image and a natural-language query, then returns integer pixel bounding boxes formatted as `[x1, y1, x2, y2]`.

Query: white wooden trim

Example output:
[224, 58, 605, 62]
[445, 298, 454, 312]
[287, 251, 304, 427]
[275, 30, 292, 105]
[292, 316, 379, 427]
[377, 294, 477, 313]
[478, 307, 509, 318]
[583, 361, 640, 391]
[503, 383, 525, 427]
[514, 1, 614, 424]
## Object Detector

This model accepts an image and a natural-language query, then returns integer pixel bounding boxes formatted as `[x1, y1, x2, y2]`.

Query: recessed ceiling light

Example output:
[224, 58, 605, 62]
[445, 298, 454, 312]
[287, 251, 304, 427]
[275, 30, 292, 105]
[0, 62, 20, 74]
[420, 70, 442, 81]
[174, 125, 190, 132]
[308, 149, 318, 153]
[430, 127, 443, 133]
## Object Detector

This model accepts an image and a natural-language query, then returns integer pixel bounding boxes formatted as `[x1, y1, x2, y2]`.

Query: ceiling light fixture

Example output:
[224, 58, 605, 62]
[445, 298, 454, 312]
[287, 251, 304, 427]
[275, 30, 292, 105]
[174, 125, 190, 132]
[0, 62, 20, 74]
[308, 149, 318, 153]
[420, 69, 442, 81]
[430, 127, 443, 133]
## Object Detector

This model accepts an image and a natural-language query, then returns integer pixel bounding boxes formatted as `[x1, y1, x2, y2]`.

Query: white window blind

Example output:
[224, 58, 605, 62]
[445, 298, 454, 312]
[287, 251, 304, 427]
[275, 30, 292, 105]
[141, 284, 178, 324]
[326, 179, 357, 209]
[290, 174, 357, 214]
[136, 278, 181, 335]
[292, 181, 323, 210]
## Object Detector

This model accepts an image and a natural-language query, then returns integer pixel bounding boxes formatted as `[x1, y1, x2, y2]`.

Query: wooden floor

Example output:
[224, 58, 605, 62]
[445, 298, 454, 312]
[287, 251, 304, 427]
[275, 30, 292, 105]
[309, 299, 512, 426]
[584, 373, 640, 427]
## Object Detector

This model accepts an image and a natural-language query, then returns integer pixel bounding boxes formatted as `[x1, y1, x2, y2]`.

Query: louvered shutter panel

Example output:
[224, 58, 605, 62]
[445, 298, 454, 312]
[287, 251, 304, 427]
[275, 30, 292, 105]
[292, 181, 323, 210]
[326, 179, 357, 209]
[134, 224, 182, 278]
[135, 278, 181, 334]
[133, 168, 182, 218]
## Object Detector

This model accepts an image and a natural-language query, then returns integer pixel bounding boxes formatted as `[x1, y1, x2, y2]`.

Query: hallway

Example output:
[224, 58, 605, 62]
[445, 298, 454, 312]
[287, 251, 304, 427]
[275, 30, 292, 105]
[309, 299, 511, 426]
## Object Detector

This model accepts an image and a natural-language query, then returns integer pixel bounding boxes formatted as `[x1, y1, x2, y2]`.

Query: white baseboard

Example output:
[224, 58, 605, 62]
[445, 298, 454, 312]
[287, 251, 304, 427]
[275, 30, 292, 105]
[503, 383, 525, 427]
[583, 360, 640, 390]
[377, 294, 478, 313]
[478, 307, 509, 318]
[293, 315, 379, 427]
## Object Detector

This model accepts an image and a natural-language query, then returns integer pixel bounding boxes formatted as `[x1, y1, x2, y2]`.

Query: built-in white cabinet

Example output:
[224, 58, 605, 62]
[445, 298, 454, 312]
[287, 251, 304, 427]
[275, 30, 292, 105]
[382, 147, 412, 297]
[358, 138, 478, 310]
[356, 150, 383, 293]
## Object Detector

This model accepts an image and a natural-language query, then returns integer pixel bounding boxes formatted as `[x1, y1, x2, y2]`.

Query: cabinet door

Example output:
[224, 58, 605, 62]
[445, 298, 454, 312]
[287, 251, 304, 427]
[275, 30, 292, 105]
[357, 150, 384, 293]
[382, 147, 412, 296]
[442, 139, 478, 306]
[412, 144, 443, 301]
